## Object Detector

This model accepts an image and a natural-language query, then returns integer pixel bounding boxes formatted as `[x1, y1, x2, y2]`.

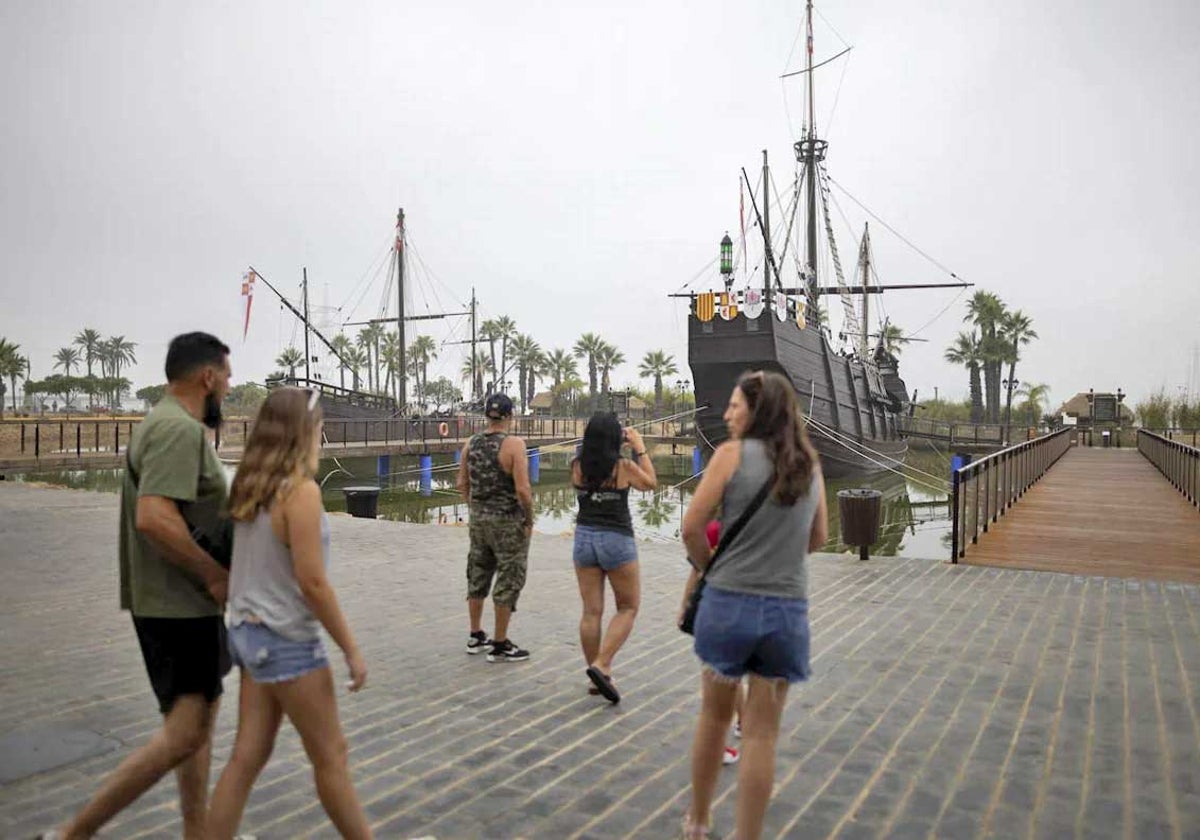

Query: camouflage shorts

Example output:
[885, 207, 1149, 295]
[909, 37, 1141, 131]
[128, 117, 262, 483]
[467, 519, 529, 609]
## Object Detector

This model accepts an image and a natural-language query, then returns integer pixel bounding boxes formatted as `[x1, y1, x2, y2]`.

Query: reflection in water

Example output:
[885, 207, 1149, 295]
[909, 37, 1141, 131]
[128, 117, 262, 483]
[10, 451, 955, 559]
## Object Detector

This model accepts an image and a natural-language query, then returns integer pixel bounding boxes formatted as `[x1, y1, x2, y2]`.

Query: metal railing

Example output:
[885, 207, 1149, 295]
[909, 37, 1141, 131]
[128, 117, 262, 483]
[1138, 429, 1199, 509]
[5, 414, 692, 460]
[951, 427, 1073, 562]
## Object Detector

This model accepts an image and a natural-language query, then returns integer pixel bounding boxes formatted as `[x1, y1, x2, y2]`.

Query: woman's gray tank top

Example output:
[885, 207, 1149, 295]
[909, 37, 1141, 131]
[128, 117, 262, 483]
[705, 438, 819, 600]
[228, 508, 330, 641]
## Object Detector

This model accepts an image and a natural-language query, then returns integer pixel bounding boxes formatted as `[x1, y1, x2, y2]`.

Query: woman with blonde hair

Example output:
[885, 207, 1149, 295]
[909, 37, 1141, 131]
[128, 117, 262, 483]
[208, 387, 372, 839]
[678, 370, 827, 840]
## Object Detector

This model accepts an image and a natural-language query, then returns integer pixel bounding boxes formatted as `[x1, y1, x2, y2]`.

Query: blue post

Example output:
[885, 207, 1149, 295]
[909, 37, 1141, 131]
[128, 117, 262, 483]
[454, 448, 462, 465]
[529, 447, 540, 484]
[692, 446, 702, 475]
[419, 454, 433, 497]
[377, 454, 390, 487]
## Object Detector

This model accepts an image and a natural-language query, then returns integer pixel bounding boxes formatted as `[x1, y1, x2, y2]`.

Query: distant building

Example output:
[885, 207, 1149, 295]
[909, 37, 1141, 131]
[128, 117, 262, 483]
[1057, 391, 1133, 442]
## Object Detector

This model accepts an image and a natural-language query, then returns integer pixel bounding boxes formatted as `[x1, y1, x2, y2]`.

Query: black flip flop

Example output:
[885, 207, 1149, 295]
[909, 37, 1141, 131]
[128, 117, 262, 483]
[586, 666, 621, 704]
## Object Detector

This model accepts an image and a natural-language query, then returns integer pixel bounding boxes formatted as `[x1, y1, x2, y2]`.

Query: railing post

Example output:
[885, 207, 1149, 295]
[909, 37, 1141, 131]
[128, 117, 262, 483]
[20, 423, 25, 453]
[76, 424, 81, 457]
[951, 467, 960, 562]
[95, 422, 99, 453]
[115, 423, 120, 454]
[35, 423, 40, 458]
[59, 422, 64, 452]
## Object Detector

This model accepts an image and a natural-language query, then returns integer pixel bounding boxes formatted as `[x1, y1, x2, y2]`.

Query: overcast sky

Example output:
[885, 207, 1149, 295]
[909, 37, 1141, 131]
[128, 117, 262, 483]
[2, 0, 1198, 413]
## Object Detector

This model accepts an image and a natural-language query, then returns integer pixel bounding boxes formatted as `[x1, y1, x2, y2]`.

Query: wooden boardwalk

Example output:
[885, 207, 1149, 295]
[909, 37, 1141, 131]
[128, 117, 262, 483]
[964, 446, 1200, 582]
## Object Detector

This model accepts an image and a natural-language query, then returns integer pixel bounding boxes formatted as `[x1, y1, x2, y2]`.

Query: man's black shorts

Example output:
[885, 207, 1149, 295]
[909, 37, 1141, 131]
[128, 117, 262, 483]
[132, 615, 231, 714]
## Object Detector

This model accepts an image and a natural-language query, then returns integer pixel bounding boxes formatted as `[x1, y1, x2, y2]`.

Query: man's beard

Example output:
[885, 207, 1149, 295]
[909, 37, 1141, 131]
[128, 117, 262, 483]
[202, 391, 223, 430]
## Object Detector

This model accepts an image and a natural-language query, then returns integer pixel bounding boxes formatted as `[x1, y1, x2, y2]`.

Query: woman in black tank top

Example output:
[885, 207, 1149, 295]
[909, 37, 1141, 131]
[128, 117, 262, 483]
[571, 412, 657, 703]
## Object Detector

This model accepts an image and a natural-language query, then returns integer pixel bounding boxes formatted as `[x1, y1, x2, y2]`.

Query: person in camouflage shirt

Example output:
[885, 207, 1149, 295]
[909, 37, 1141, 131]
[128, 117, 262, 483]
[456, 393, 533, 662]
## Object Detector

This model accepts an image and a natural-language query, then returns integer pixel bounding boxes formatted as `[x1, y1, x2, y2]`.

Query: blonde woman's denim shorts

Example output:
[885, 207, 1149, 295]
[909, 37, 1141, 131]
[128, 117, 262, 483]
[693, 586, 810, 683]
[228, 620, 328, 684]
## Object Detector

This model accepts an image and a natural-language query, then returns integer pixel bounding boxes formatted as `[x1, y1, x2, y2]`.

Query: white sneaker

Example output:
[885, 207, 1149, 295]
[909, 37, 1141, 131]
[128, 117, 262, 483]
[723, 746, 740, 765]
[733, 721, 742, 739]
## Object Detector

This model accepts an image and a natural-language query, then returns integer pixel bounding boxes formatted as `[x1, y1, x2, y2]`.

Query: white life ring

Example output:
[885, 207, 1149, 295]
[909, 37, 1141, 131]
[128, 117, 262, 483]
[438, 421, 450, 438]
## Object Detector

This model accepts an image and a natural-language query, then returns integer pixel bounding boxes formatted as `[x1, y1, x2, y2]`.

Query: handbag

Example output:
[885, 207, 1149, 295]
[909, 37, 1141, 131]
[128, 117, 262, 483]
[679, 477, 773, 635]
[126, 429, 233, 569]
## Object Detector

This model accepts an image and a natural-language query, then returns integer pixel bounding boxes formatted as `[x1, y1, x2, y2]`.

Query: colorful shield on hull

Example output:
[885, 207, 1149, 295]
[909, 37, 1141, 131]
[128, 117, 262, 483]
[742, 288, 765, 320]
[695, 292, 715, 322]
[719, 291, 739, 321]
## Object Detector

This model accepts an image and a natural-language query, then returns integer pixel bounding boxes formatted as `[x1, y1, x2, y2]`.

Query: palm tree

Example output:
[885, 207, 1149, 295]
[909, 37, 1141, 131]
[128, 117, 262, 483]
[329, 333, 354, 390]
[275, 346, 305, 379]
[479, 319, 501, 390]
[73, 328, 103, 377]
[508, 334, 541, 412]
[54, 346, 81, 376]
[638, 350, 678, 413]
[879, 320, 911, 358]
[103, 336, 137, 408]
[964, 291, 1007, 422]
[343, 345, 369, 391]
[544, 348, 578, 390]
[408, 334, 438, 407]
[573, 333, 605, 407]
[944, 331, 984, 424]
[998, 309, 1038, 436]
[526, 348, 547, 413]
[0, 339, 27, 416]
[380, 331, 400, 401]
[356, 326, 381, 392]
[491, 315, 518, 383]
[1015, 382, 1051, 427]
[596, 343, 625, 395]
[460, 350, 490, 397]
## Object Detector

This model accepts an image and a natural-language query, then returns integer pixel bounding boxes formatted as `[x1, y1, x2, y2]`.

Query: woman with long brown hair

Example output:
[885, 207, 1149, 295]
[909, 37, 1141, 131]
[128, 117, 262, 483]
[678, 371, 828, 840]
[207, 387, 372, 839]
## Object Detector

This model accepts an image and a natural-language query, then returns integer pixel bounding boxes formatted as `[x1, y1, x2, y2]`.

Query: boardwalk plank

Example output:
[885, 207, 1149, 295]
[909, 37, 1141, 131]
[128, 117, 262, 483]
[964, 448, 1200, 583]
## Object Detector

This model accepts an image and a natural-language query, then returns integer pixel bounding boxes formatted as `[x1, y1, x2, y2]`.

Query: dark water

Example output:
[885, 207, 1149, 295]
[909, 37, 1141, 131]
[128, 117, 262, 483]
[12, 450, 954, 559]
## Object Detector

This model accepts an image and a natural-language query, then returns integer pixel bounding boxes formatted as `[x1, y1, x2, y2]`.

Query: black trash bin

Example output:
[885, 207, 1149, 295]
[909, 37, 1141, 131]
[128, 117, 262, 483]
[342, 486, 381, 519]
[837, 488, 882, 561]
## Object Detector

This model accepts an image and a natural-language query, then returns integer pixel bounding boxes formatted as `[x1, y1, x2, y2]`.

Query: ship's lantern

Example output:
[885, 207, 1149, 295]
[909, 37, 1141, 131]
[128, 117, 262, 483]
[720, 233, 733, 276]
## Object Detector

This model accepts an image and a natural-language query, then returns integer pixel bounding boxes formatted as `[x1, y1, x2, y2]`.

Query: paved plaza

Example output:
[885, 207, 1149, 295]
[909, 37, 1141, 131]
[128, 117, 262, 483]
[1, 482, 1198, 839]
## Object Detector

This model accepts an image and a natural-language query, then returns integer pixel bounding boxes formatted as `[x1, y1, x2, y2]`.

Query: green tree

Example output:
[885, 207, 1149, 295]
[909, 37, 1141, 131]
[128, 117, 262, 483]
[478, 319, 500, 390]
[356, 326, 381, 392]
[998, 309, 1037, 436]
[1136, 390, 1173, 429]
[508, 333, 541, 412]
[73, 328, 103, 378]
[1014, 382, 1051, 426]
[879, 320, 910, 357]
[543, 348, 578, 390]
[329, 333, 355, 390]
[275, 346, 304, 379]
[100, 336, 137, 408]
[343, 345, 369, 391]
[525, 348, 547, 413]
[637, 349, 679, 413]
[426, 376, 463, 411]
[596, 342, 625, 394]
[944, 331, 984, 424]
[54, 346, 81, 376]
[964, 291, 1007, 423]
[409, 334, 438, 407]
[491, 315, 518, 384]
[460, 350, 490, 398]
[136, 383, 168, 408]
[573, 333, 605, 406]
[0, 339, 28, 415]
[225, 382, 268, 417]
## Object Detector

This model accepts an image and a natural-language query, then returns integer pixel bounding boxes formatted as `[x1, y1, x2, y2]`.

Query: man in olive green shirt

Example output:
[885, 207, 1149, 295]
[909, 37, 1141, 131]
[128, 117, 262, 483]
[51, 333, 232, 840]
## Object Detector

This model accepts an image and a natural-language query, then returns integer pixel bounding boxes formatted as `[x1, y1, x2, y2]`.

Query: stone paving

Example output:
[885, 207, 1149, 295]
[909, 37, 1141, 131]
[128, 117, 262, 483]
[1, 482, 1198, 839]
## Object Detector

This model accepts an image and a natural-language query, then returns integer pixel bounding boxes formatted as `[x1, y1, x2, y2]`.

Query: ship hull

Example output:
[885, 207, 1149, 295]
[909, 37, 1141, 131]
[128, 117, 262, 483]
[688, 308, 908, 479]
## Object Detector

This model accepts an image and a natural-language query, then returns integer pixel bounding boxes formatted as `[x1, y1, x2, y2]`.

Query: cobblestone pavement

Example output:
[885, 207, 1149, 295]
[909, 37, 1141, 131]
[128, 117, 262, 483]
[1, 483, 1198, 839]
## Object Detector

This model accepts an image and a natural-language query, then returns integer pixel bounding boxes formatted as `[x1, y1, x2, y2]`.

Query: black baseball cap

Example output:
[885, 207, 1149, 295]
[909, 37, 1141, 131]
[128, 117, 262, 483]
[485, 393, 514, 419]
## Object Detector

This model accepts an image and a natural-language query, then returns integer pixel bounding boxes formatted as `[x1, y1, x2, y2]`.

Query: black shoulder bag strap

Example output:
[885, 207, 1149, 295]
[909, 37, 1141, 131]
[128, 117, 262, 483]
[696, 476, 774, 578]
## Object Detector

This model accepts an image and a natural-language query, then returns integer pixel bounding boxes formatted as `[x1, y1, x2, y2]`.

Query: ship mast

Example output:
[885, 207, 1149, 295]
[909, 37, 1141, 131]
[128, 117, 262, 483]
[859, 223, 871, 358]
[396, 208, 407, 412]
[796, 0, 826, 320]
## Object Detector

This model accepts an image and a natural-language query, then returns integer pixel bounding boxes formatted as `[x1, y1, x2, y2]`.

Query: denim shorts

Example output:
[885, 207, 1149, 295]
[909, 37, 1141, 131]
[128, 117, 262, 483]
[573, 525, 638, 571]
[693, 586, 810, 683]
[228, 620, 328, 684]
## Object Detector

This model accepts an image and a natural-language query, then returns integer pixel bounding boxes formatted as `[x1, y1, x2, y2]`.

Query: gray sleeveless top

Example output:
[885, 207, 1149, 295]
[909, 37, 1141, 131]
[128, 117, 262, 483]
[706, 438, 819, 600]
[229, 508, 330, 641]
